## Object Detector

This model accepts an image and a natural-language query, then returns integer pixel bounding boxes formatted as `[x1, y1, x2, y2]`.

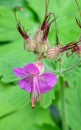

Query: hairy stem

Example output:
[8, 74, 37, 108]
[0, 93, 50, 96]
[59, 76, 68, 130]
[58, 58, 68, 130]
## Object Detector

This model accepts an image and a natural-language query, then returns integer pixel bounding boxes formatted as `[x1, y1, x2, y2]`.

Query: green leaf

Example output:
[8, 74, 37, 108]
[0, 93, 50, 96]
[62, 54, 81, 88]
[8, 85, 30, 107]
[40, 89, 55, 109]
[66, 82, 81, 130]
[0, 81, 56, 130]
[0, 0, 23, 8]
[0, 6, 39, 84]
[8, 84, 56, 109]
[0, 50, 36, 83]
[0, 6, 36, 42]
[35, 123, 61, 130]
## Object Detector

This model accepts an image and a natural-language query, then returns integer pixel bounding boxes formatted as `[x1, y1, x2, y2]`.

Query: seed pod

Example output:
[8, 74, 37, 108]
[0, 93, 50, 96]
[47, 46, 59, 60]
[24, 38, 36, 52]
[37, 40, 50, 57]
[34, 30, 43, 43]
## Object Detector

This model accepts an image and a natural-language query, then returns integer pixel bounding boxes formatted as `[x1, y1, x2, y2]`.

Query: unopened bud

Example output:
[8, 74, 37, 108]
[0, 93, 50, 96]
[24, 38, 36, 52]
[35, 61, 44, 74]
[47, 46, 59, 60]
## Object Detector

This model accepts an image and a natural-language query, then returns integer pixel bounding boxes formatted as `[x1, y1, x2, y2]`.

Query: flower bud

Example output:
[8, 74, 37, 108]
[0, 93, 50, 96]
[47, 46, 59, 60]
[24, 38, 36, 52]
[35, 61, 44, 74]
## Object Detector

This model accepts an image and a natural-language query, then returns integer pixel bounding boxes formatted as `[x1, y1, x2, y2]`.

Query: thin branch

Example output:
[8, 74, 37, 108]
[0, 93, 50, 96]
[14, 6, 24, 24]
[75, 0, 81, 17]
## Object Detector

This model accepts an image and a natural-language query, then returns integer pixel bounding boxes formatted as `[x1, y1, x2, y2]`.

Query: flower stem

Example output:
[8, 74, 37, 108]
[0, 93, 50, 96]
[58, 58, 68, 130]
[59, 76, 68, 130]
[75, 0, 81, 17]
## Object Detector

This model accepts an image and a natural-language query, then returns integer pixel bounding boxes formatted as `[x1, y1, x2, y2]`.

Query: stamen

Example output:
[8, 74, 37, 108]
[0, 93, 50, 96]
[35, 77, 41, 102]
[31, 76, 37, 108]
[31, 95, 36, 109]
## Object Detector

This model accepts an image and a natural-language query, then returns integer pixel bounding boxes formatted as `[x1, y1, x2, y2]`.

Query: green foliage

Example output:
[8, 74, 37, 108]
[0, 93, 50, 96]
[66, 84, 81, 130]
[0, 53, 35, 83]
[0, 82, 55, 130]
[40, 89, 55, 109]
[35, 123, 60, 130]
[62, 54, 81, 88]
[0, 0, 81, 130]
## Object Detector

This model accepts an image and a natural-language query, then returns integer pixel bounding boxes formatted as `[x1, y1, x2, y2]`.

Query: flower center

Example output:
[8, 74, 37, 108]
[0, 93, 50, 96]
[31, 76, 41, 108]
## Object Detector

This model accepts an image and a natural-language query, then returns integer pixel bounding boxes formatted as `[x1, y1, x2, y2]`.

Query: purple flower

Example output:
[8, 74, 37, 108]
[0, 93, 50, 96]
[13, 63, 57, 108]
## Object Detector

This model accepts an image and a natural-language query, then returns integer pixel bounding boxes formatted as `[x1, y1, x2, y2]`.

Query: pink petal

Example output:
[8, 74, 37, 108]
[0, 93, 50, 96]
[13, 68, 26, 78]
[18, 77, 33, 93]
[24, 63, 40, 75]
[39, 72, 57, 93]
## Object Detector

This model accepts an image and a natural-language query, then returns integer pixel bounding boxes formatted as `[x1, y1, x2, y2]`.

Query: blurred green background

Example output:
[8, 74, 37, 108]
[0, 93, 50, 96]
[0, 0, 81, 130]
